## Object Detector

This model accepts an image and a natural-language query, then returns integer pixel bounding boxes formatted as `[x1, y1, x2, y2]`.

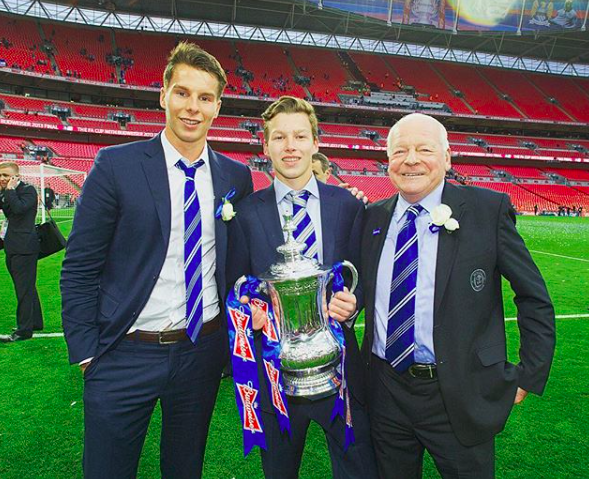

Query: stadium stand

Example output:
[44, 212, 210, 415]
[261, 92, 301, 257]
[386, 57, 471, 114]
[434, 63, 522, 118]
[339, 174, 398, 202]
[331, 157, 381, 173]
[0, 16, 53, 74]
[0, 14, 587, 216]
[348, 52, 400, 92]
[289, 46, 356, 103]
[545, 168, 589, 181]
[0, 135, 27, 154]
[41, 22, 116, 82]
[521, 184, 589, 209]
[492, 166, 547, 180]
[526, 73, 589, 123]
[480, 68, 572, 121]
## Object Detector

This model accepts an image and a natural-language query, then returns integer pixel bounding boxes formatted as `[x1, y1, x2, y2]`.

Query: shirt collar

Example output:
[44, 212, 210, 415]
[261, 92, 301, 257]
[160, 131, 210, 170]
[274, 174, 320, 204]
[394, 180, 445, 223]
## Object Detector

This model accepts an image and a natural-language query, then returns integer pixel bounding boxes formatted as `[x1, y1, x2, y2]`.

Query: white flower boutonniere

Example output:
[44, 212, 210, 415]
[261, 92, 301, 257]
[221, 201, 236, 221]
[215, 187, 237, 222]
[429, 204, 459, 233]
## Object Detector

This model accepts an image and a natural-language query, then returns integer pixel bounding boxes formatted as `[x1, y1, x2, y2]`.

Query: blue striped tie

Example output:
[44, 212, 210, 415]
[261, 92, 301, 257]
[176, 158, 205, 343]
[385, 204, 424, 372]
[289, 190, 319, 261]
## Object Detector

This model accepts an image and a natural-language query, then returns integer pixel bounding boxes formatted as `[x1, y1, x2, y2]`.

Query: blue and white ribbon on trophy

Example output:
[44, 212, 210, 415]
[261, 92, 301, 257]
[226, 275, 290, 456]
[328, 262, 355, 450]
[226, 264, 355, 455]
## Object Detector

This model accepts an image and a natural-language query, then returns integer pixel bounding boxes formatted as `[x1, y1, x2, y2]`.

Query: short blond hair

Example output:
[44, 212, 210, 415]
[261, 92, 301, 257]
[0, 161, 19, 174]
[163, 41, 227, 98]
[262, 96, 319, 141]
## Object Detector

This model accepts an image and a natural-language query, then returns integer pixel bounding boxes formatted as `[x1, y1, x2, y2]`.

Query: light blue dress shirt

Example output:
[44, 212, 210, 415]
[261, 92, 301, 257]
[372, 181, 444, 364]
[274, 175, 324, 264]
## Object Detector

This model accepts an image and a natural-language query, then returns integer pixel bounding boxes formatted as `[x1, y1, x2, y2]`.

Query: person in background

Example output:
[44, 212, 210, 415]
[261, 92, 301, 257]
[0, 161, 43, 342]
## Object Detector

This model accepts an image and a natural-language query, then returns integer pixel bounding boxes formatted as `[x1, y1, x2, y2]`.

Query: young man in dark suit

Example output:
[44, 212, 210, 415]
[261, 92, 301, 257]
[228, 96, 377, 479]
[0, 161, 43, 342]
[360, 113, 556, 478]
[60, 43, 253, 478]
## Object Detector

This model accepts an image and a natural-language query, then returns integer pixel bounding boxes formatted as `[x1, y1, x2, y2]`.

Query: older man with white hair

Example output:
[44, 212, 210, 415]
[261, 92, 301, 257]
[359, 113, 555, 478]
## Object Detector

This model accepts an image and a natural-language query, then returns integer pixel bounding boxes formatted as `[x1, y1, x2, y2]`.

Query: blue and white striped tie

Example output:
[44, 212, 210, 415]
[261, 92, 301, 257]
[385, 204, 424, 372]
[289, 190, 318, 261]
[176, 158, 205, 344]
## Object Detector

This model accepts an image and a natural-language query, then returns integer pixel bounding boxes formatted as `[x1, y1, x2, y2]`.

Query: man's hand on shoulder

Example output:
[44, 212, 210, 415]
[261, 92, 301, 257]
[338, 182, 369, 204]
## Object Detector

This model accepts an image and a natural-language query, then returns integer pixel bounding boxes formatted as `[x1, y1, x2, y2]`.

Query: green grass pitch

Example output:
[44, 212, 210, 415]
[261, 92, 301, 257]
[1, 216, 588, 478]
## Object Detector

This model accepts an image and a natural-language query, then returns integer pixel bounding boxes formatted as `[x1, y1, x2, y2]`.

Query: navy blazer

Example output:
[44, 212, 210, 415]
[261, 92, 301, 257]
[228, 180, 367, 404]
[0, 182, 39, 255]
[60, 135, 253, 364]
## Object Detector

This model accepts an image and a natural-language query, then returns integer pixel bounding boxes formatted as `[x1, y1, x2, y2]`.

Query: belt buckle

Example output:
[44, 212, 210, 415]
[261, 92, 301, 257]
[409, 364, 435, 379]
[158, 332, 179, 345]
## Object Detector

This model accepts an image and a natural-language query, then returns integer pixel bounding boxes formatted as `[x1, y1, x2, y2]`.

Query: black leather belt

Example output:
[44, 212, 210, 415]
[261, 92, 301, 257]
[125, 314, 221, 344]
[407, 363, 437, 380]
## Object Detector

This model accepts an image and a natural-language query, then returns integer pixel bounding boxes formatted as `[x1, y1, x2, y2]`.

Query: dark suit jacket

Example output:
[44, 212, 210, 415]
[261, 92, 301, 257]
[60, 135, 253, 364]
[361, 181, 555, 446]
[0, 182, 39, 255]
[227, 181, 367, 405]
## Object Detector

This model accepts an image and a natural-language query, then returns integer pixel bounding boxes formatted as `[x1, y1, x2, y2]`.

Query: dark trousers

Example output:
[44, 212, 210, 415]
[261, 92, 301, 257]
[368, 356, 494, 479]
[260, 393, 378, 479]
[83, 329, 227, 479]
[5, 252, 43, 336]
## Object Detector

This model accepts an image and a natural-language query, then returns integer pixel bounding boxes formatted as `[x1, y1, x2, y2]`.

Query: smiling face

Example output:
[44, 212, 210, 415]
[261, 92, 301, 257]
[264, 112, 319, 191]
[160, 63, 221, 162]
[387, 114, 451, 204]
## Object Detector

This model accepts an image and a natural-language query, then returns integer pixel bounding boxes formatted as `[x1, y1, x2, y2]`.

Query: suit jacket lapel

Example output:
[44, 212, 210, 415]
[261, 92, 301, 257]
[365, 196, 397, 345]
[255, 185, 284, 252]
[209, 147, 232, 284]
[141, 134, 171, 245]
[433, 182, 466, 319]
[318, 182, 340, 264]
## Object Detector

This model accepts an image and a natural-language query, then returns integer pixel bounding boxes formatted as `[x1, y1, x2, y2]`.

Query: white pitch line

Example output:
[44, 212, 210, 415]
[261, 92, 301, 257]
[353, 313, 589, 328]
[529, 250, 589, 263]
[15, 314, 589, 339]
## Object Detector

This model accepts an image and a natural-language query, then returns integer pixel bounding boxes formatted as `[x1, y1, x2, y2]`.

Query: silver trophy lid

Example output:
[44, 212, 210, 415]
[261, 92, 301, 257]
[259, 216, 330, 282]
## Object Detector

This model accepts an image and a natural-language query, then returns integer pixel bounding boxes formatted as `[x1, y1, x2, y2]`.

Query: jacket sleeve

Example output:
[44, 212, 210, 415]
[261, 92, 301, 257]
[60, 150, 119, 364]
[496, 195, 556, 395]
[347, 199, 365, 314]
[4, 184, 37, 215]
[226, 211, 252, 295]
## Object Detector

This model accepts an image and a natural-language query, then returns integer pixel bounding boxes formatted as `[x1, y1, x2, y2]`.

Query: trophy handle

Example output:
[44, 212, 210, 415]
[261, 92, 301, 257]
[234, 275, 247, 298]
[234, 275, 268, 298]
[340, 260, 358, 294]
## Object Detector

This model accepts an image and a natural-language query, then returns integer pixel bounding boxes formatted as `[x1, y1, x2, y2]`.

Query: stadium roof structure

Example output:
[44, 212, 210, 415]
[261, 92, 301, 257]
[13, 0, 588, 65]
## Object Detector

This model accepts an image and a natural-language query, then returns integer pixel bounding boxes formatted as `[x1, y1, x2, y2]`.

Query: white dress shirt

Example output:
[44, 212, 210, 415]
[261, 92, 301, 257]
[372, 181, 444, 363]
[273, 175, 324, 264]
[129, 132, 219, 332]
